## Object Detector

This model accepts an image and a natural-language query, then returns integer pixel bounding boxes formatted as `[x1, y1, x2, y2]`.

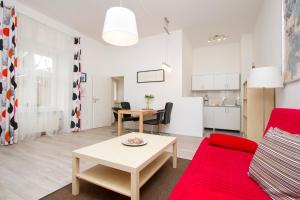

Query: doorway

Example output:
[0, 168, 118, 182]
[111, 76, 124, 124]
[111, 76, 124, 108]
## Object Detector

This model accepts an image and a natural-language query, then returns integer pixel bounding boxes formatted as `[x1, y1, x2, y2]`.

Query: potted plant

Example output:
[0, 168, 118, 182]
[144, 94, 154, 109]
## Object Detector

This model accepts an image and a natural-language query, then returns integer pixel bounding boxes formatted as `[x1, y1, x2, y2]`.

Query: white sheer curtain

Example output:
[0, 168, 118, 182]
[17, 14, 73, 140]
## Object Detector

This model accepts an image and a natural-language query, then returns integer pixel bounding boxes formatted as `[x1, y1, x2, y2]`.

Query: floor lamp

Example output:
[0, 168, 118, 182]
[247, 66, 283, 130]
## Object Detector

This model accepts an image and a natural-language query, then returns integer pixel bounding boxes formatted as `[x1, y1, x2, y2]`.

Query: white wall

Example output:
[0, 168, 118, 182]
[80, 38, 110, 129]
[253, 0, 300, 108]
[13, 1, 204, 136]
[253, 0, 282, 69]
[182, 32, 194, 97]
[96, 31, 203, 136]
[240, 34, 253, 83]
[193, 43, 241, 74]
[240, 33, 253, 131]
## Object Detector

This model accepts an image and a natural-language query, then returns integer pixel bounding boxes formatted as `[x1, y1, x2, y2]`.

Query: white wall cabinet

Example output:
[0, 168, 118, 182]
[226, 74, 240, 90]
[213, 74, 228, 90]
[192, 73, 240, 91]
[214, 74, 240, 90]
[204, 106, 241, 131]
[192, 74, 214, 90]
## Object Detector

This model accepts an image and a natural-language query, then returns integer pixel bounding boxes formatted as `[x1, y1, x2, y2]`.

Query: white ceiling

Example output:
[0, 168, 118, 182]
[17, 0, 262, 47]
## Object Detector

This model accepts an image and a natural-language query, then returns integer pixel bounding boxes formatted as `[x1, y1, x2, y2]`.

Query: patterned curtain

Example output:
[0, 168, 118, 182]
[70, 37, 81, 132]
[0, 1, 18, 145]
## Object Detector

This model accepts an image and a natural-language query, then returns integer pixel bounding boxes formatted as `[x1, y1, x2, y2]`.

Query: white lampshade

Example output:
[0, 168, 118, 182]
[247, 66, 283, 88]
[102, 7, 138, 46]
[161, 62, 172, 72]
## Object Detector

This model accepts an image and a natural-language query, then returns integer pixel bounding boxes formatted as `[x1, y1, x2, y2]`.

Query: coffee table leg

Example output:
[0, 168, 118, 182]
[173, 142, 177, 168]
[72, 156, 80, 195]
[131, 172, 140, 200]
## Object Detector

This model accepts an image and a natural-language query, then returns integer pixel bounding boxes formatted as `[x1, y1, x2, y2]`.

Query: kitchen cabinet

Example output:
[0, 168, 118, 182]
[214, 107, 240, 130]
[214, 74, 240, 90]
[226, 74, 240, 90]
[204, 106, 241, 131]
[213, 74, 228, 90]
[192, 73, 240, 91]
[204, 107, 214, 128]
[192, 74, 214, 90]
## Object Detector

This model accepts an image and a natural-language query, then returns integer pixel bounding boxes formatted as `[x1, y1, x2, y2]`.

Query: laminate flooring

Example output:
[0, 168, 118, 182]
[0, 127, 203, 200]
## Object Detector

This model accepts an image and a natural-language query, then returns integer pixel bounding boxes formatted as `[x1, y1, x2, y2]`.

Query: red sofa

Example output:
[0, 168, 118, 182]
[169, 108, 300, 200]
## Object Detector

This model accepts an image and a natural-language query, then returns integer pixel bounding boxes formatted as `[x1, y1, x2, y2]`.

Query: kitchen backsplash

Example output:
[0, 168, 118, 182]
[192, 90, 240, 105]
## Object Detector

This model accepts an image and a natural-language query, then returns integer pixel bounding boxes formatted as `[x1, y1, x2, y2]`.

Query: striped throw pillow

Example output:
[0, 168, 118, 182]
[248, 127, 300, 200]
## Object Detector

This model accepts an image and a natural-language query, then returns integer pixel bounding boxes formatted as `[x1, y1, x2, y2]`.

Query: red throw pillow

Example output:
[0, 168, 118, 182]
[209, 133, 258, 153]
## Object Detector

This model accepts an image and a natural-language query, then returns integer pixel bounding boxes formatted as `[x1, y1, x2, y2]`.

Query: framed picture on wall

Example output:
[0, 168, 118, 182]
[80, 72, 87, 83]
[282, 0, 300, 83]
[137, 69, 165, 83]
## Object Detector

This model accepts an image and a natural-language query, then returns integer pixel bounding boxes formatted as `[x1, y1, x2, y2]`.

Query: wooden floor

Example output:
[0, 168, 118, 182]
[0, 127, 202, 200]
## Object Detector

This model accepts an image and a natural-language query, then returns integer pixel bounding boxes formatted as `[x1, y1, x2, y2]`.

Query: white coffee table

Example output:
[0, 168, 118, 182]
[72, 132, 177, 200]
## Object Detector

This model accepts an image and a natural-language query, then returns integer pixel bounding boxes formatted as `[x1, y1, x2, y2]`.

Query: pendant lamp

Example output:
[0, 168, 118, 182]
[102, 5, 138, 46]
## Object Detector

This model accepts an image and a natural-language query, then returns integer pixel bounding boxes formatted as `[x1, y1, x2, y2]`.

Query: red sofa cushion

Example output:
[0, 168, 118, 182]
[209, 133, 258, 153]
[168, 138, 271, 200]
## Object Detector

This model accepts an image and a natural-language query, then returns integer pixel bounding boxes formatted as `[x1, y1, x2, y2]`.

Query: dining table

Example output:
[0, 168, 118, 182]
[117, 109, 157, 136]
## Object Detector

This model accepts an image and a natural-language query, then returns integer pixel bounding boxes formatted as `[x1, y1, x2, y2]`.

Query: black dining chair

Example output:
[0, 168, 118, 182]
[120, 102, 139, 121]
[144, 102, 173, 134]
[112, 107, 139, 134]
[112, 106, 139, 122]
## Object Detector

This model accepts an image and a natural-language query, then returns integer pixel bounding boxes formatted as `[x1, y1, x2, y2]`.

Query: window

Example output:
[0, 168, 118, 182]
[34, 54, 53, 72]
[17, 13, 73, 138]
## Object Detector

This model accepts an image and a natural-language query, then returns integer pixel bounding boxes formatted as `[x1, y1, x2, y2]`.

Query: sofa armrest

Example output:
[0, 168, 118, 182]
[209, 133, 258, 153]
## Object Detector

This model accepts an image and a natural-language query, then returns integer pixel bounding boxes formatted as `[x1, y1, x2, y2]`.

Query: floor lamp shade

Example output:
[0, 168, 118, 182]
[247, 66, 283, 88]
[102, 7, 138, 46]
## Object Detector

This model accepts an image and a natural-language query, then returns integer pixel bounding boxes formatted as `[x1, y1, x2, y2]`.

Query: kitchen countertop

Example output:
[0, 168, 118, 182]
[204, 105, 241, 107]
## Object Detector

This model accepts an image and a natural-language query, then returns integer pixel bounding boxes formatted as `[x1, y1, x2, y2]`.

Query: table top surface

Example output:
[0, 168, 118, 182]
[73, 133, 176, 171]
[118, 109, 157, 114]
